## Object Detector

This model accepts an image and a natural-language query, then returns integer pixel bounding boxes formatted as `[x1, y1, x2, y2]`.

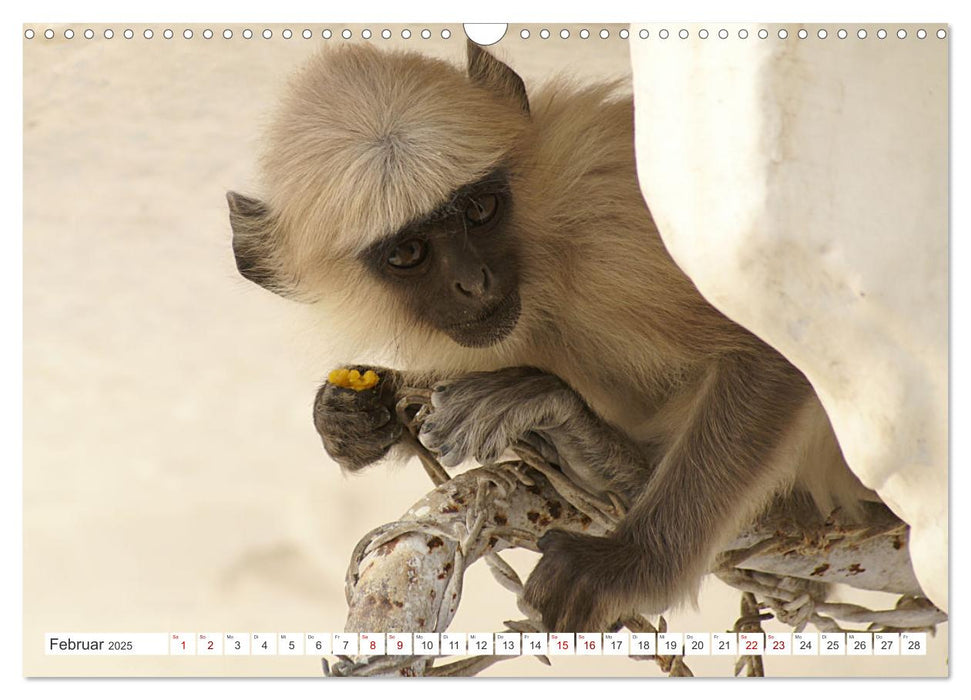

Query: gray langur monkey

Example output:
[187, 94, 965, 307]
[227, 41, 877, 632]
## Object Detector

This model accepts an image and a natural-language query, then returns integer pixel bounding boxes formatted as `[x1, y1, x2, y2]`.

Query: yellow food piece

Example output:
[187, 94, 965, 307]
[328, 368, 380, 391]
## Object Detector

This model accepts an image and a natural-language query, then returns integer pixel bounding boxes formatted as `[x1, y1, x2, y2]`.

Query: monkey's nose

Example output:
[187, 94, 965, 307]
[455, 266, 491, 297]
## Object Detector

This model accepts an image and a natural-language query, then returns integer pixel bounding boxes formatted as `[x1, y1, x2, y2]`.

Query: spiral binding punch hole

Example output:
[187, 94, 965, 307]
[23, 25, 949, 43]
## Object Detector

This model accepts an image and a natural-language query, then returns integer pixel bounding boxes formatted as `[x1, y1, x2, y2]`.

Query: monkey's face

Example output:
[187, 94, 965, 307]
[360, 169, 521, 349]
[229, 42, 534, 356]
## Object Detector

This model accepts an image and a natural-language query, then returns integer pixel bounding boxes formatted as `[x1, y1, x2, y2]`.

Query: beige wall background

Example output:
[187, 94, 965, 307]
[23, 22, 946, 677]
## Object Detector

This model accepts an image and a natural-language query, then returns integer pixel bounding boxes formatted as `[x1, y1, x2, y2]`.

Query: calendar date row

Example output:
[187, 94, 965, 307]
[46, 631, 928, 656]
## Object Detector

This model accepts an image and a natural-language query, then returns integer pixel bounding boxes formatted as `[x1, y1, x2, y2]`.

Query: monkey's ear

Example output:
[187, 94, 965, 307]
[466, 39, 530, 115]
[227, 191, 295, 298]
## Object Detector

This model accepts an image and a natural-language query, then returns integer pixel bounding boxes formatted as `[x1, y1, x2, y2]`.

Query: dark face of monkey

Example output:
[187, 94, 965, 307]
[358, 168, 521, 348]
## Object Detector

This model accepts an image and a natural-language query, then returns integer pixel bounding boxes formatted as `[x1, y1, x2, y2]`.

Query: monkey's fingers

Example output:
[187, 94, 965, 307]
[314, 385, 391, 432]
[418, 411, 507, 469]
[420, 381, 521, 467]
[320, 419, 403, 472]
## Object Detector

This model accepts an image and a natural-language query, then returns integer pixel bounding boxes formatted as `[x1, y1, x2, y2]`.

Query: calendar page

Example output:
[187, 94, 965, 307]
[22, 20, 948, 679]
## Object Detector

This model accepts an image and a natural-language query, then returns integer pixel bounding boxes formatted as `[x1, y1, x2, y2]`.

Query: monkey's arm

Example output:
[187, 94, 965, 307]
[523, 352, 812, 631]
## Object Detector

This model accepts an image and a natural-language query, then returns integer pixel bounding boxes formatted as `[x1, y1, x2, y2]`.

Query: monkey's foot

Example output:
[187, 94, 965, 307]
[418, 367, 578, 468]
[523, 530, 651, 633]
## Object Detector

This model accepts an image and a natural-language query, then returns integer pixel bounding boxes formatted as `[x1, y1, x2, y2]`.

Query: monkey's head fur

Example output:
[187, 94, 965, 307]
[229, 41, 710, 378]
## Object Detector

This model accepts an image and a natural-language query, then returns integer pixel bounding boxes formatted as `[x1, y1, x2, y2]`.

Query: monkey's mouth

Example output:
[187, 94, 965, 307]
[444, 291, 522, 349]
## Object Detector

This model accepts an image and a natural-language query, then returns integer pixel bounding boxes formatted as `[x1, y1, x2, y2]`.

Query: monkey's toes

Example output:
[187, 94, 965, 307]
[525, 530, 638, 632]
[418, 422, 468, 468]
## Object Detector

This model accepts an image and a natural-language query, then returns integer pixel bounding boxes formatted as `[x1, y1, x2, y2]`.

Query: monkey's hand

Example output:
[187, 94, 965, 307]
[417, 367, 581, 468]
[313, 365, 403, 471]
[524, 530, 657, 632]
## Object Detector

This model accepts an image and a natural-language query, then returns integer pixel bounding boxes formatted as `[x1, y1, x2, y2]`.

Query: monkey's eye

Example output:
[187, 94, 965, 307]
[387, 239, 428, 269]
[465, 194, 499, 226]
